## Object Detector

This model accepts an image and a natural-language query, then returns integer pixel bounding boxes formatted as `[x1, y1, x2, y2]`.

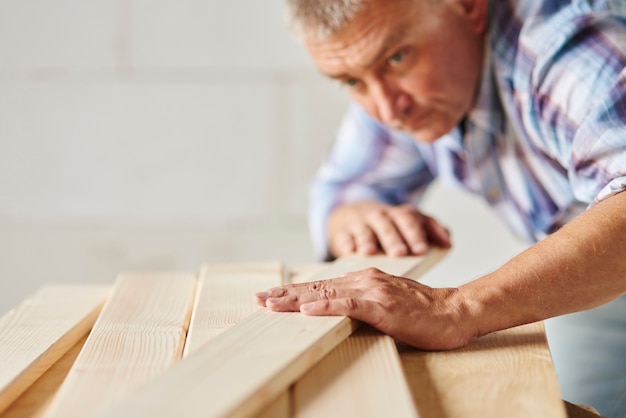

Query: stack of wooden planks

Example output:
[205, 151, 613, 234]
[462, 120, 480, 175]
[0, 250, 588, 418]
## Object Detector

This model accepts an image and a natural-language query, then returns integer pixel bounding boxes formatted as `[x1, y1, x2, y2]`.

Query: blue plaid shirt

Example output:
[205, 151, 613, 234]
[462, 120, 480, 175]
[309, 0, 626, 260]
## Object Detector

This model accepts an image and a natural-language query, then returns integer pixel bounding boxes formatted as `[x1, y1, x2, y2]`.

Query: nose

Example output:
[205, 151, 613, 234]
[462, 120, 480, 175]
[370, 79, 411, 126]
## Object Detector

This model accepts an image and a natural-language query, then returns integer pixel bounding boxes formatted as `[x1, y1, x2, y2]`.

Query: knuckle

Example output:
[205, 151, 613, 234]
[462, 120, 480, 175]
[271, 287, 288, 297]
[365, 208, 388, 222]
[308, 280, 325, 292]
[363, 267, 383, 276]
[360, 268, 388, 285]
[343, 297, 359, 312]
[395, 204, 417, 216]
[318, 288, 337, 300]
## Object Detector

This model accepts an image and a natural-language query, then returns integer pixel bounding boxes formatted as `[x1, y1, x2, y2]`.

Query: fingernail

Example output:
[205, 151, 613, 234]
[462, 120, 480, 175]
[391, 244, 408, 256]
[411, 243, 428, 254]
[358, 243, 377, 255]
[256, 291, 270, 299]
[267, 297, 283, 304]
[300, 303, 314, 312]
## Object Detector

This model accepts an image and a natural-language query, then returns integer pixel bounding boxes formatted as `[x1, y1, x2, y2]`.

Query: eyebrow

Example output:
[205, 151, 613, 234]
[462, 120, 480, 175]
[324, 25, 410, 80]
[366, 25, 409, 69]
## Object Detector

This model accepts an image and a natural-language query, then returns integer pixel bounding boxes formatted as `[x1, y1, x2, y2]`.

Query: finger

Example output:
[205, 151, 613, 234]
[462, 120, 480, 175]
[329, 229, 356, 257]
[390, 208, 430, 255]
[265, 285, 365, 312]
[423, 216, 452, 248]
[365, 210, 408, 257]
[255, 291, 271, 306]
[300, 298, 386, 329]
[256, 275, 357, 305]
[350, 224, 379, 255]
[264, 277, 364, 311]
[265, 294, 301, 312]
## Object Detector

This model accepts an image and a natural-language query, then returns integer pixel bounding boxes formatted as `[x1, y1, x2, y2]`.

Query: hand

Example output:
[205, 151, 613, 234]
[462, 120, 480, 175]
[256, 267, 474, 350]
[327, 201, 451, 259]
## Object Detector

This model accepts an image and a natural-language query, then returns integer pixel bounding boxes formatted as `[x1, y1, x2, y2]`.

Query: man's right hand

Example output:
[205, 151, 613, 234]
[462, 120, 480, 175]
[327, 201, 452, 258]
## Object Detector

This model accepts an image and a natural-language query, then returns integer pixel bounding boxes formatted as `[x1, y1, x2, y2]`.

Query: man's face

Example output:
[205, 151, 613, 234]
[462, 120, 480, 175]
[304, 0, 487, 143]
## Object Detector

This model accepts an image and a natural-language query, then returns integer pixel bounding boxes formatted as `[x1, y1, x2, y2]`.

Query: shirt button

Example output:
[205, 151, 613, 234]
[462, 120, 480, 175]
[487, 187, 501, 200]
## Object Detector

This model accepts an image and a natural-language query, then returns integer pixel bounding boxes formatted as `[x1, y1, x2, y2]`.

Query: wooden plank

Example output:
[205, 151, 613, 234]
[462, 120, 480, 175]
[183, 262, 284, 356]
[291, 249, 447, 418]
[183, 262, 289, 418]
[43, 272, 197, 418]
[0, 284, 110, 414]
[257, 388, 291, 418]
[1, 335, 88, 418]
[288, 263, 326, 285]
[294, 325, 418, 418]
[399, 321, 567, 418]
[94, 251, 444, 418]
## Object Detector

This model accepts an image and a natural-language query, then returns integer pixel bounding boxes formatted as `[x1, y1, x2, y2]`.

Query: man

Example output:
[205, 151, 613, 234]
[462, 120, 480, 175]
[256, 0, 626, 415]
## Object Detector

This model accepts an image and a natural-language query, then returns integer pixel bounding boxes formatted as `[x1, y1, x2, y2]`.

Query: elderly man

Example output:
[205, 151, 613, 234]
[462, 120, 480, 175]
[256, 0, 626, 415]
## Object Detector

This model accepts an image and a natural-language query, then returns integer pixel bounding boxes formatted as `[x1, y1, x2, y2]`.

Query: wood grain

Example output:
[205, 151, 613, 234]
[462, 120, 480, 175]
[0, 285, 109, 414]
[183, 262, 289, 418]
[183, 262, 284, 356]
[399, 321, 567, 418]
[93, 253, 442, 418]
[1, 335, 88, 418]
[292, 249, 447, 418]
[43, 273, 197, 418]
[294, 325, 418, 418]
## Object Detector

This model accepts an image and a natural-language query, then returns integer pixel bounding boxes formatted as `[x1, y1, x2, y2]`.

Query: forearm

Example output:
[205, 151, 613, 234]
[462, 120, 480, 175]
[458, 190, 626, 339]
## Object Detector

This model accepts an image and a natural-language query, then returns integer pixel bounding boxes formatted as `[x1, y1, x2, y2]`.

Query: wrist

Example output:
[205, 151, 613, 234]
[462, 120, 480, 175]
[442, 287, 482, 347]
[456, 272, 532, 339]
[420, 287, 479, 350]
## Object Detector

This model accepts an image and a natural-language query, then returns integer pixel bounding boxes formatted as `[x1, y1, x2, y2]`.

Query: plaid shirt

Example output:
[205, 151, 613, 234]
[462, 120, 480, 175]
[309, 0, 626, 260]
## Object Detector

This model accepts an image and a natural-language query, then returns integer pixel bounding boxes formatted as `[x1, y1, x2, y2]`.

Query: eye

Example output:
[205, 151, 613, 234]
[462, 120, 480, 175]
[342, 78, 361, 89]
[388, 50, 404, 65]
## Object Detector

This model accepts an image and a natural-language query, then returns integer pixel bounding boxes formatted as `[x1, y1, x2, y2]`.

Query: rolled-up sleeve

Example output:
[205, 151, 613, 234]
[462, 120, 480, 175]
[570, 72, 626, 207]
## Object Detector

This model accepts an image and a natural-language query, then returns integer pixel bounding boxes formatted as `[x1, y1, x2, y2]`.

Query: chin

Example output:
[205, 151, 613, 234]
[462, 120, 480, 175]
[406, 127, 446, 143]
[407, 120, 457, 143]
[411, 134, 440, 143]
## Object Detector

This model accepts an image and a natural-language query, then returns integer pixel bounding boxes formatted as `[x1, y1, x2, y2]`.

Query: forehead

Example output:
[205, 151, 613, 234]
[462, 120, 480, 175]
[303, 0, 431, 75]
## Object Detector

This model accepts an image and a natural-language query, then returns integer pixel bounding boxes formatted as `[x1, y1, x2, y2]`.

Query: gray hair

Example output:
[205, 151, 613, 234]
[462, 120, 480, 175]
[284, 0, 369, 40]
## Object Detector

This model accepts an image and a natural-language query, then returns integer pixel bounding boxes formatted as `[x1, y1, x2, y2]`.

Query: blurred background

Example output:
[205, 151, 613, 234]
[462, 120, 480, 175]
[0, 0, 527, 314]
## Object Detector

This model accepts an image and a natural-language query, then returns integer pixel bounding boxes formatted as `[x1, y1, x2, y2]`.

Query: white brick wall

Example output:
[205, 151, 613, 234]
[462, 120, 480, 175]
[0, 1, 526, 314]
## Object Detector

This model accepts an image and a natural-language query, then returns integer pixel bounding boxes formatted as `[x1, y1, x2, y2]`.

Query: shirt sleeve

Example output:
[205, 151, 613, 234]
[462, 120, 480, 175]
[568, 66, 626, 205]
[523, 7, 626, 208]
[308, 102, 435, 260]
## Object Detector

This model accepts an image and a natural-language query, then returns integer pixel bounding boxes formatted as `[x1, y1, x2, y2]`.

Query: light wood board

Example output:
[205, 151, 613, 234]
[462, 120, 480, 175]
[93, 252, 442, 418]
[183, 262, 284, 356]
[43, 273, 197, 418]
[0, 284, 110, 414]
[183, 262, 289, 418]
[294, 325, 417, 417]
[0, 261, 583, 418]
[399, 321, 568, 418]
[1, 335, 88, 418]
[292, 249, 447, 418]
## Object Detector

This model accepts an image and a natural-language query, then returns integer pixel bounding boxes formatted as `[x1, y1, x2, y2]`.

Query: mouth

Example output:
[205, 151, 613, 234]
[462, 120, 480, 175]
[394, 111, 429, 132]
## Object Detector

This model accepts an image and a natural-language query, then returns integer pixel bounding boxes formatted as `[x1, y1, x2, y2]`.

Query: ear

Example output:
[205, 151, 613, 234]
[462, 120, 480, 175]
[453, 0, 488, 33]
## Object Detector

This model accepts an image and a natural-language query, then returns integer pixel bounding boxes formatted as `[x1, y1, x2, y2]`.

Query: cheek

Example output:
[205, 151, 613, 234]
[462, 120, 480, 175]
[411, 68, 471, 111]
[408, 48, 471, 104]
[399, 75, 443, 107]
